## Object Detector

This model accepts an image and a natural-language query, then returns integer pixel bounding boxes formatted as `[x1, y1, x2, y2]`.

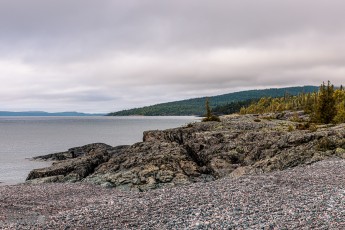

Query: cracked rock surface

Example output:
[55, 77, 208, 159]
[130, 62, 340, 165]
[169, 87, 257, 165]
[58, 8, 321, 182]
[27, 112, 345, 191]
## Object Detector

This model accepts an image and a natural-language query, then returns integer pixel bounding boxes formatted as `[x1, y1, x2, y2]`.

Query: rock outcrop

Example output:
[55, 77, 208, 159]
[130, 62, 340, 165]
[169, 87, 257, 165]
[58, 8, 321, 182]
[27, 144, 129, 183]
[26, 112, 345, 191]
[31, 143, 114, 161]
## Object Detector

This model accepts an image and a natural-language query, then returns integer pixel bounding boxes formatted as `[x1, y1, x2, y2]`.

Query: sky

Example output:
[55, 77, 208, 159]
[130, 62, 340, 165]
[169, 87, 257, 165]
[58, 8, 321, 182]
[1, 0, 345, 113]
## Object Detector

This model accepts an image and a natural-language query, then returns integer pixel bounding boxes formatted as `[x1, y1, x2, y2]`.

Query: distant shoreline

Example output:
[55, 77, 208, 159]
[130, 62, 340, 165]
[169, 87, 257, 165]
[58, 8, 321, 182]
[0, 111, 105, 117]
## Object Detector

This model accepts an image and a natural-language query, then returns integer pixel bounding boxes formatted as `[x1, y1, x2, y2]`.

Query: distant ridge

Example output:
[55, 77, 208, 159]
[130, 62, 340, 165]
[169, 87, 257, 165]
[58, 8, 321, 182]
[0, 111, 105, 116]
[109, 86, 319, 116]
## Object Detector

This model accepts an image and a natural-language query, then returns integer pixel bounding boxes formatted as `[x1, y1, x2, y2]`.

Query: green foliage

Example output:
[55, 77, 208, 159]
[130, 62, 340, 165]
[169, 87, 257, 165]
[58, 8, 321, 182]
[240, 95, 309, 114]
[295, 122, 317, 131]
[317, 137, 337, 151]
[308, 123, 318, 132]
[314, 81, 336, 124]
[202, 98, 220, 122]
[240, 81, 345, 125]
[206, 98, 211, 118]
[108, 86, 318, 116]
[334, 102, 345, 124]
[295, 123, 310, 130]
[202, 115, 221, 122]
[333, 88, 345, 123]
[212, 99, 259, 115]
[291, 112, 303, 122]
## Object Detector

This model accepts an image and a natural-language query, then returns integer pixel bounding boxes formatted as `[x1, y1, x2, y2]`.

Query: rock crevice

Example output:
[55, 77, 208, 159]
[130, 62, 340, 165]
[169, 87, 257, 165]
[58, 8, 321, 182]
[27, 112, 345, 191]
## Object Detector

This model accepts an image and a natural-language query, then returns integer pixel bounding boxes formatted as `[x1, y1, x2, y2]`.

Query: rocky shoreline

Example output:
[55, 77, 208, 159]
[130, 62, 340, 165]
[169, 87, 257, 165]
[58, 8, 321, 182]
[26, 112, 345, 191]
[1, 158, 345, 229]
[1, 111, 345, 228]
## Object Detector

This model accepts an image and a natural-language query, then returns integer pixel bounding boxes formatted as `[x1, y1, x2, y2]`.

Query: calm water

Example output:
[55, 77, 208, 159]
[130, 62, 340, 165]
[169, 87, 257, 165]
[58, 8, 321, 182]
[0, 116, 198, 185]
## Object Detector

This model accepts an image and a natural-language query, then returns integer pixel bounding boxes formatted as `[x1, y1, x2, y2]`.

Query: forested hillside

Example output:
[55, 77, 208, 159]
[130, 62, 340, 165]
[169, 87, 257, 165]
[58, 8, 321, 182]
[212, 99, 259, 115]
[108, 86, 318, 116]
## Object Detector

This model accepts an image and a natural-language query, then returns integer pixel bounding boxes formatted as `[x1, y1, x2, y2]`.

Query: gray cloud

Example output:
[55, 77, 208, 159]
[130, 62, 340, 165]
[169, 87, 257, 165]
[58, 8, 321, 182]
[1, 0, 345, 112]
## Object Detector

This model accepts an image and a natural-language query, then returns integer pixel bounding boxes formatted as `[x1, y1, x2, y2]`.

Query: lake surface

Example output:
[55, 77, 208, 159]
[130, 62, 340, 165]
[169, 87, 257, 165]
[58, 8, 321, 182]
[0, 116, 198, 185]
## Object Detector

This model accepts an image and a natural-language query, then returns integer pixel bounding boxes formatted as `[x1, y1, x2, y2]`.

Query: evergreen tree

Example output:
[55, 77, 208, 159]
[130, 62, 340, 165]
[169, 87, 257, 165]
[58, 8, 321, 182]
[314, 81, 336, 124]
[206, 98, 211, 118]
[334, 101, 345, 123]
[304, 93, 314, 114]
[227, 81, 345, 125]
[202, 98, 220, 122]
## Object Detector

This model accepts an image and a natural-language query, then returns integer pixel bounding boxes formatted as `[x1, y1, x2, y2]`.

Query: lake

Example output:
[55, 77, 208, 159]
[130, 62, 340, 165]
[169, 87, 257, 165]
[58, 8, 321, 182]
[0, 116, 198, 185]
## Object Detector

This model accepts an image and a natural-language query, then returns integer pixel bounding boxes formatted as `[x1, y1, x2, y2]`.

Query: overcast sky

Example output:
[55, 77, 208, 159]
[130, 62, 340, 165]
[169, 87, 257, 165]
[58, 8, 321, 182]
[1, 0, 345, 113]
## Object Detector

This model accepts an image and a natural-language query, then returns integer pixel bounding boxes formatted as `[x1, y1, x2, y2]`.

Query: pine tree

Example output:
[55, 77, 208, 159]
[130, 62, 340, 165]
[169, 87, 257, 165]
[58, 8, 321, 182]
[315, 81, 336, 124]
[304, 93, 314, 114]
[202, 98, 220, 122]
[206, 98, 211, 118]
[239, 81, 345, 125]
[334, 101, 345, 123]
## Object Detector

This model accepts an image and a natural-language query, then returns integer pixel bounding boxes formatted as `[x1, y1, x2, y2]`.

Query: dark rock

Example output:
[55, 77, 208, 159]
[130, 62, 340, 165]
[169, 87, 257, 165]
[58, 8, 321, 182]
[32, 143, 114, 161]
[26, 113, 345, 191]
[26, 145, 129, 183]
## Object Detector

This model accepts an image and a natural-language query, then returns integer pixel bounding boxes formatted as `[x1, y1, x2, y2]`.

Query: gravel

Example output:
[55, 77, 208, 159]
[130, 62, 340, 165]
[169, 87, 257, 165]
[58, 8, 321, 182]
[1, 158, 345, 229]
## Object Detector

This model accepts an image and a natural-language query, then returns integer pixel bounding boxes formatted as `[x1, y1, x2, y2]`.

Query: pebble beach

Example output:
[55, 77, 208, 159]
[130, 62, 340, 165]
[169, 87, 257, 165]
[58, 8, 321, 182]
[1, 158, 344, 229]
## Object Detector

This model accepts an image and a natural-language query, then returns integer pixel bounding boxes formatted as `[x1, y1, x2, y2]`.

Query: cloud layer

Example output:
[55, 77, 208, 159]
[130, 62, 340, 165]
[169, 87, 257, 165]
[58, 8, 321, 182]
[1, 0, 345, 112]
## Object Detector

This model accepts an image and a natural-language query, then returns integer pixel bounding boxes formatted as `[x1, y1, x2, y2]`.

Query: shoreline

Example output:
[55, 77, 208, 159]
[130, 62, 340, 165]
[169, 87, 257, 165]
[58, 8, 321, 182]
[1, 158, 344, 228]
[1, 116, 197, 186]
[2, 112, 345, 228]
[25, 112, 345, 191]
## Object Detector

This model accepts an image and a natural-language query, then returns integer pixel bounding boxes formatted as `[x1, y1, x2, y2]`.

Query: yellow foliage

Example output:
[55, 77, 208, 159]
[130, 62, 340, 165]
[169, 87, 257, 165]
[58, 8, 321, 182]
[334, 102, 345, 124]
[240, 81, 345, 124]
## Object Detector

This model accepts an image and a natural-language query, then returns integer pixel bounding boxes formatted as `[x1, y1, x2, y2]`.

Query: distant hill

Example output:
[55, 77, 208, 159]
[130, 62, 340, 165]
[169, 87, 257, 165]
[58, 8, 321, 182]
[0, 111, 105, 116]
[108, 86, 319, 116]
[212, 99, 260, 115]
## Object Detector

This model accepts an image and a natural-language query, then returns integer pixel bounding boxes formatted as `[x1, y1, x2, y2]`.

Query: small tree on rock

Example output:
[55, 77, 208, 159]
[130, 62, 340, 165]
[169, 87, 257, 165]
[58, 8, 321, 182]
[202, 98, 220, 122]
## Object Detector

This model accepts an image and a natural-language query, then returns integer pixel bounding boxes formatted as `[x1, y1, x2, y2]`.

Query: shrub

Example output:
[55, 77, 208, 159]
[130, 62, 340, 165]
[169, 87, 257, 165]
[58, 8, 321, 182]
[290, 112, 303, 122]
[295, 122, 310, 130]
[308, 124, 318, 132]
[294, 122, 318, 132]
[202, 115, 221, 122]
[317, 137, 337, 151]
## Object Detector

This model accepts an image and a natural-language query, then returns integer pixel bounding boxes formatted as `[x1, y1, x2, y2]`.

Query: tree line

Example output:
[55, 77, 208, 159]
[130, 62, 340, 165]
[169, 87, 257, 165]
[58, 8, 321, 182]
[240, 81, 345, 124]
[108, 86, 318, 116]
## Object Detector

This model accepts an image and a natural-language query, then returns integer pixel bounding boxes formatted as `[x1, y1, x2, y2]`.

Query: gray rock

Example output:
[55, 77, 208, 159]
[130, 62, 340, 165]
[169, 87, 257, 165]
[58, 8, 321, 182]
[31, 143, 114, 161]
[26, 113, 345, 191]
[26, 145, 129, 182]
